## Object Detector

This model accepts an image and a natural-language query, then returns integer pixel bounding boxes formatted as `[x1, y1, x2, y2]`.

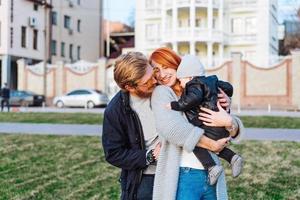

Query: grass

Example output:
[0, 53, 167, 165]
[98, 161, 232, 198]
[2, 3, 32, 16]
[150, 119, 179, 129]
[0, 134, 119, 200]
[0, 112, 103, 124]
[239, 116, 300, 129]
[0, 134, 299, 200]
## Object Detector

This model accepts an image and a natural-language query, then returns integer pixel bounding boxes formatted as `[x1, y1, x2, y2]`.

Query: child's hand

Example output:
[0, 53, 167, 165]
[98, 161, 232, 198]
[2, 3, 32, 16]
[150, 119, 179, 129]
[165, 103, 171, 109]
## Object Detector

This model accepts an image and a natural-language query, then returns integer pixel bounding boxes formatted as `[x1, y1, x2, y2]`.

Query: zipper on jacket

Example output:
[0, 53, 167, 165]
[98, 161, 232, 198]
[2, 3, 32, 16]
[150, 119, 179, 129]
[131, 111, 146, 189]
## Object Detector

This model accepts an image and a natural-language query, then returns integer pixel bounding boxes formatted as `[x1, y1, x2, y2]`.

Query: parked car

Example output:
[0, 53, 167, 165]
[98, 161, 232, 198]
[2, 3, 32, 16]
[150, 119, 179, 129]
[53, 89, 109, 108]
[8, 90, 45, 106]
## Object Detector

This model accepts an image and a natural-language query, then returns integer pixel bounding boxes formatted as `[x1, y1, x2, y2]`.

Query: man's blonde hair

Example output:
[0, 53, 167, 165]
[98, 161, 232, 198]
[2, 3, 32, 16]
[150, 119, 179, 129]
[114, 52, 149, 91]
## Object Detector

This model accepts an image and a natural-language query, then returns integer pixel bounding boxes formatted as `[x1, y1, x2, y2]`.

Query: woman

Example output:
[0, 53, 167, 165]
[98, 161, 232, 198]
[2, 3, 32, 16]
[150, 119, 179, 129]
[150, 47, 244, 200]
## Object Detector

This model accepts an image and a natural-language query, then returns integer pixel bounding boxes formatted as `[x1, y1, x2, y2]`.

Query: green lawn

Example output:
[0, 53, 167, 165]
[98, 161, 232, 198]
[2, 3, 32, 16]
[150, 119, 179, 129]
[0, 112, 102, 124]
[1, 112, 300, 129]
[239, 116, 300, 129]
[0, 135, 299, 200]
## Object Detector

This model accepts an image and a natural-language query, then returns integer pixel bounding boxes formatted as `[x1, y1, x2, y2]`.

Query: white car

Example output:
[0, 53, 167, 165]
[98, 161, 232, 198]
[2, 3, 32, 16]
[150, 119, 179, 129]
[53, 89, 109, 108]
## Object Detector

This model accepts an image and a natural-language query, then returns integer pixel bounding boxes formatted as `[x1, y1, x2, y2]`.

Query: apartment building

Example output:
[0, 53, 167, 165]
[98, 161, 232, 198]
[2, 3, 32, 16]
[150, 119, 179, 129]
[135, 0, 279, 67]
[51, 0, 101, 63]
[0, 0, 102, 89]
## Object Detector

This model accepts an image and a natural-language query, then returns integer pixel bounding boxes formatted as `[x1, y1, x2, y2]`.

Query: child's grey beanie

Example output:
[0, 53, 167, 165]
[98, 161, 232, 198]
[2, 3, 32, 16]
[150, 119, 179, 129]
[177, 54, 206, 78]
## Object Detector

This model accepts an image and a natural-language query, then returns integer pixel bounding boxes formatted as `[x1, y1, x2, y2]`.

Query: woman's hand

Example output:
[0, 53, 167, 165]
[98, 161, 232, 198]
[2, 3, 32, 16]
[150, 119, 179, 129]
[218, 88, 231, 112]
[199, 101, 233, 127]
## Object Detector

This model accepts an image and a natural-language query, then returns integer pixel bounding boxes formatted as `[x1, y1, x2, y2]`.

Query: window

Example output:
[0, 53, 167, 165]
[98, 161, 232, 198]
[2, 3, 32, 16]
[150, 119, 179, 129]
[68, 90, 81, 96]
[61, 42, 65, 57]
[21, 26, 26, 48]
[145, 24, 155, 40]
[77, 46, 81, 60]
[51, 40, 57, 55]
[64, 15, 71, 29]
[213, 18, 217, 29]
[51, 11, 57, 25]
[77, 20, 81, 32]
[10, 27, 13, 48]
[231, 18, 243, 34]
[10, 0, 14, 22]
[68, 90, 91, 96]
[196, 18, 202, 27]
[245, 17, 256, 34]
[77, 0, 80, 5]
[69, 44, 73, 60]
[178, 19, 189, 27]
[33, 3, 38, 11]
[33, 29, 38, 50]
[146, 0, 153, 8]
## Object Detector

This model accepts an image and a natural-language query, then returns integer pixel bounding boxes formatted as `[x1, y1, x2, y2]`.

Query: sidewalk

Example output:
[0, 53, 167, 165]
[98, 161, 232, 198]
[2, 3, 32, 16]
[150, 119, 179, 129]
[0, 123, 100, 136]
[4, 107, 300, 117]
[0, 123, 300, 141]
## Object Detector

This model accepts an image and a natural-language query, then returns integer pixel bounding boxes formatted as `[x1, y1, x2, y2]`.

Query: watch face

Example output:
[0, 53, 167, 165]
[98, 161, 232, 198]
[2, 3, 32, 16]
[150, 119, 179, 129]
[147, 150, 155, 164]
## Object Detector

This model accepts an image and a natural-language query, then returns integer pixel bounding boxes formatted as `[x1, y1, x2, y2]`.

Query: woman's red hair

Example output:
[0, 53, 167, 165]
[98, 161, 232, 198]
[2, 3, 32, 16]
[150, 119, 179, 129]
[150, 47, 183, 96]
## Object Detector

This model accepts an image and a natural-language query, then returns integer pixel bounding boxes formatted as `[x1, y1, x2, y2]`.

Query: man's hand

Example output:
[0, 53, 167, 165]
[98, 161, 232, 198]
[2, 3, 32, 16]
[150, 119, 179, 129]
[153, 142, 161, 160]
[165, 103, 171, 110]
[212, 137, 230, 153]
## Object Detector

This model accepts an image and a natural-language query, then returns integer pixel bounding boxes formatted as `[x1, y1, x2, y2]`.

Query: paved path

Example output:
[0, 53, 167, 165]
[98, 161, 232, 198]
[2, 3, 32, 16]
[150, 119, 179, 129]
[0, 123, 101, 136]
[4, 106, 300, 117]
[0, 123, 300, 142]
[242, 128, 300, 142]
[6, 107, 105, 114]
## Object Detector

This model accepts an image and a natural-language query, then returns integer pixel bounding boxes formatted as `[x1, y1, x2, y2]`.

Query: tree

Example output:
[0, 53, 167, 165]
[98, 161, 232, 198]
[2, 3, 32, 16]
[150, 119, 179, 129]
[127, 7, 135, 29]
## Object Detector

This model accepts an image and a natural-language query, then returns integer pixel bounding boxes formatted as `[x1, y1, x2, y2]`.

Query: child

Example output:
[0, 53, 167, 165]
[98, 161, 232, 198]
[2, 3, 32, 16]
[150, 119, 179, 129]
[168, 55, 243, 185]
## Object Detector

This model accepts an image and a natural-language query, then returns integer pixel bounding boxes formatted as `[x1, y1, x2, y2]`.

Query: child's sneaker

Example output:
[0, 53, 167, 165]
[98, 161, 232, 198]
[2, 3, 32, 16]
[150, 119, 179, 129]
[231, 154, 243, 178]
[208, 165, 223, 185]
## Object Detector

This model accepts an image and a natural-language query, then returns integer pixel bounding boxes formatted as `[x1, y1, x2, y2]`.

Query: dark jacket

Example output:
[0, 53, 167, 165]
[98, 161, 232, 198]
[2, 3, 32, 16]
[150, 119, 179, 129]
[1, 88, 10, 99]
[171, 75, 233, 139]
[102, 91, 147, 200]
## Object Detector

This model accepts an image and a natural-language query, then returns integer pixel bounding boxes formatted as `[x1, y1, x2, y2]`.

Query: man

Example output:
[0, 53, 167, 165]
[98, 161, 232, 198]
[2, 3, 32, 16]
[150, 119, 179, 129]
[102, 52, 161, 200]
[1, 83, 10, 112]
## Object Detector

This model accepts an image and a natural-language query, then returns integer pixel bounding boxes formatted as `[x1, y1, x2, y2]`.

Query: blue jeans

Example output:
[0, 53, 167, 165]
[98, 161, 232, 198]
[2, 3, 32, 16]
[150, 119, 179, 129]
[176, 167, 217, 200]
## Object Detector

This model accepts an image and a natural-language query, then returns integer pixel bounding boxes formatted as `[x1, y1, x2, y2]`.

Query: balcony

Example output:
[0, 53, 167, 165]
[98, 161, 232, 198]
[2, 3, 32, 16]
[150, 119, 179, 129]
[164, 27, 224, 43]
[178, 0, 190, 7]
[145, 8, 161, 19]
[165, 0, 172, 9]
[165, 0, 220, 9]
[195, 0, 219, 8]
[229, 34, 257, 44]
[228, 0, 257, 11]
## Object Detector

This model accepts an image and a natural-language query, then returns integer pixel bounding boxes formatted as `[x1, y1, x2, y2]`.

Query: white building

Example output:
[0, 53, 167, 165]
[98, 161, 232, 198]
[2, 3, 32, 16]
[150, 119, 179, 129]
[0, 0, 102, 89]
[135, 0, 279, 67]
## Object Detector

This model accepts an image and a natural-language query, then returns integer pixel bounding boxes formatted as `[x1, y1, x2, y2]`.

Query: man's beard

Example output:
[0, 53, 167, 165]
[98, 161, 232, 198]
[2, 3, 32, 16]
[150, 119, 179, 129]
[135, 84, 156, 98]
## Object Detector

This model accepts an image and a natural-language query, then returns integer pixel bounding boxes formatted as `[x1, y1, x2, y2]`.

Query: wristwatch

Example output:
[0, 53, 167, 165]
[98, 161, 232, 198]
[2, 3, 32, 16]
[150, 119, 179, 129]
[146, 149, 155, 165]
[226, 121, 237, 132]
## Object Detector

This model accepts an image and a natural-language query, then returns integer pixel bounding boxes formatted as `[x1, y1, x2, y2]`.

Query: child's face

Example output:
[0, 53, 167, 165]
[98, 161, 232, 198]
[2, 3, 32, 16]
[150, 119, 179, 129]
[179, 77, 192, 88]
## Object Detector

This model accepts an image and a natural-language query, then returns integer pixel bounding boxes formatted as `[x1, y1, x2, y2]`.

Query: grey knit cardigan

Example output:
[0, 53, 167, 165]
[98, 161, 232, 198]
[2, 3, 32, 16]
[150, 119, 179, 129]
[151, 85, 244, 200]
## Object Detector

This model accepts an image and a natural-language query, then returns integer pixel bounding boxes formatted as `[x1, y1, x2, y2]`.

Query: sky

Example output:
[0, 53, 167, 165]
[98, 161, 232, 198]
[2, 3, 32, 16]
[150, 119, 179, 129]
[103, 0, 135, 26]
[278, 0, 300, 23]
[103, 0, 300, 26]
